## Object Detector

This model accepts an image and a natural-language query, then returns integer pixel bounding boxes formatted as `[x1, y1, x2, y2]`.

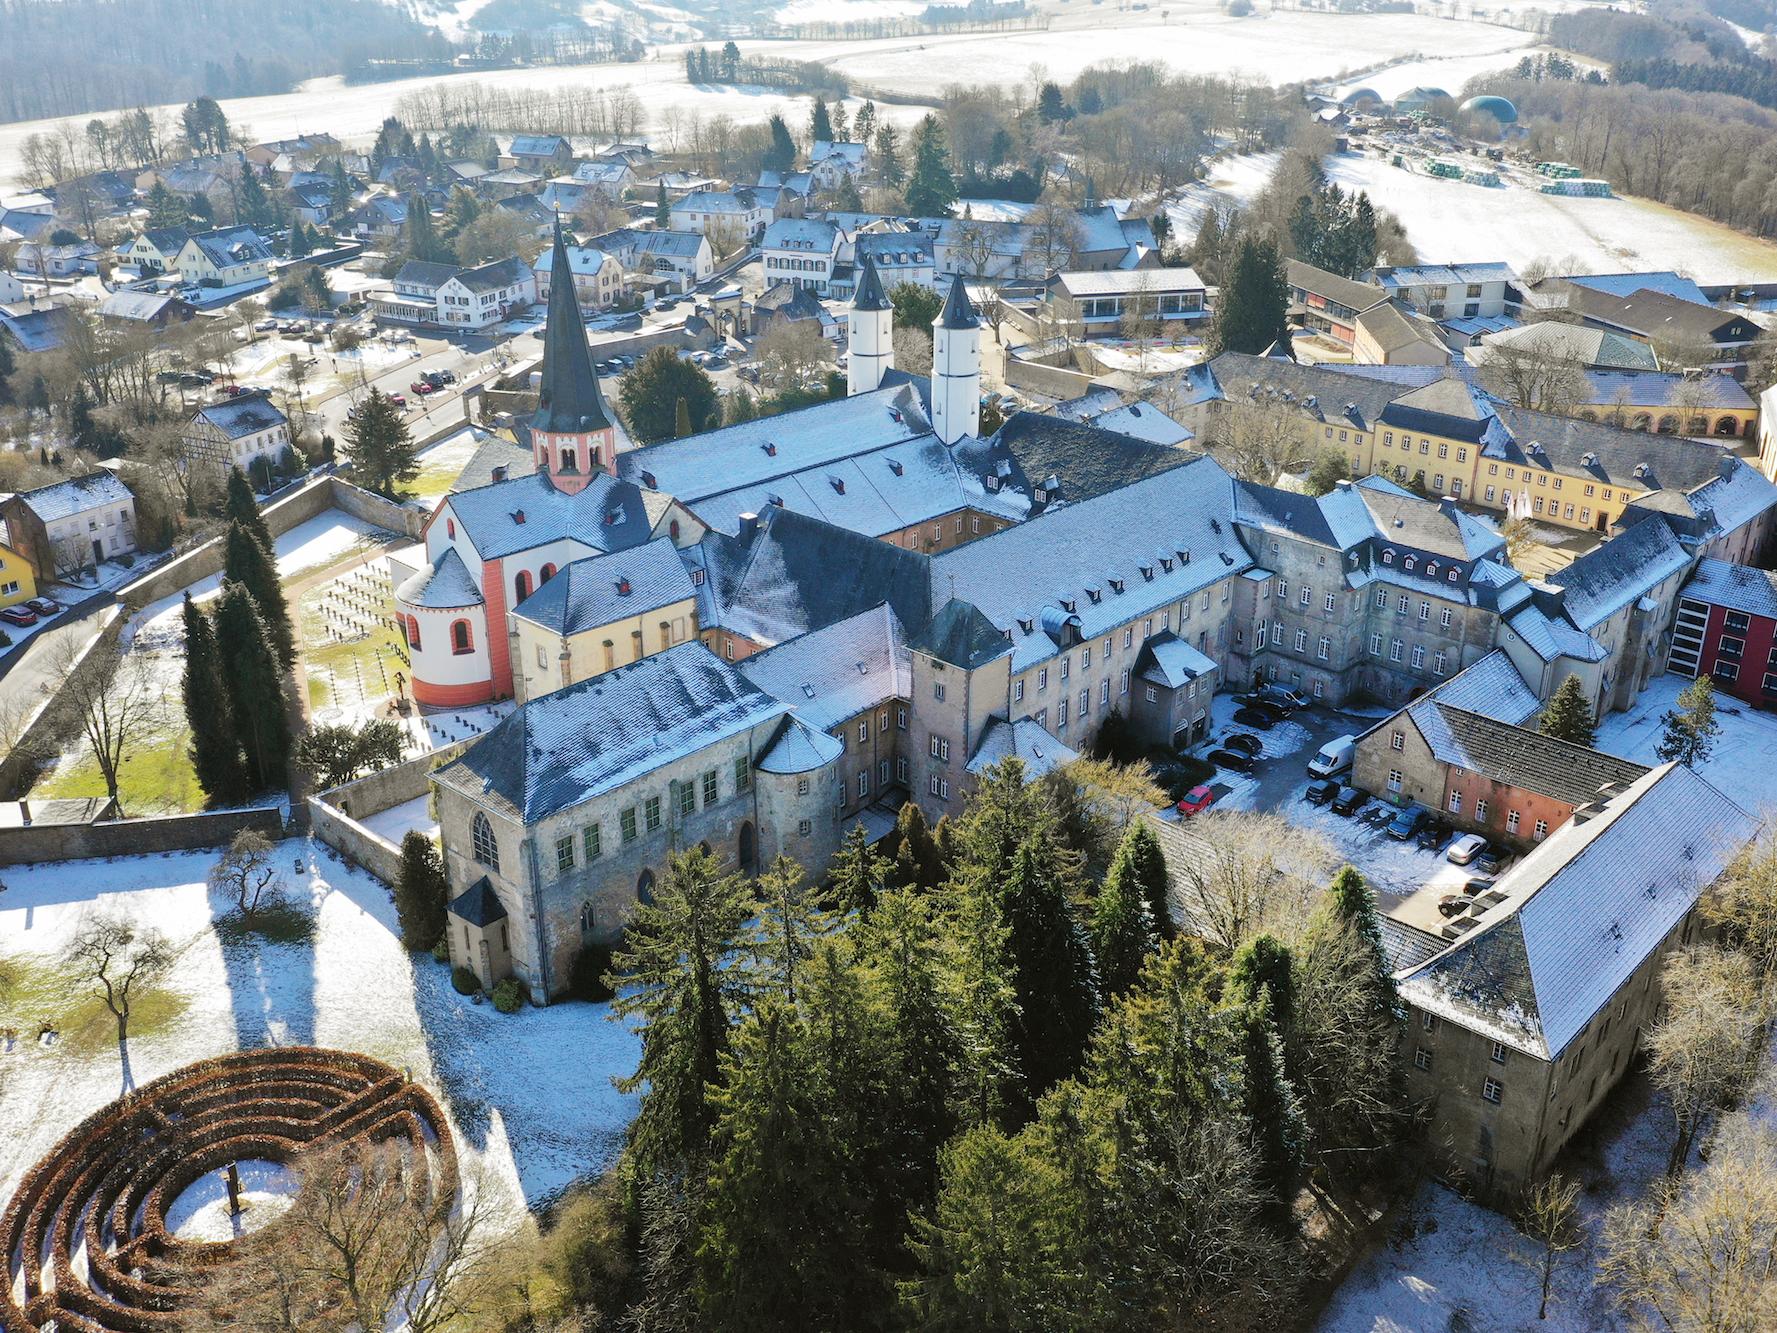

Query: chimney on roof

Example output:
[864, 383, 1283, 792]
[616, 577, 632, 596]
[831, 477, 845, 494]
[1439, 496, 1458, 516]
[17, 800, 28, 826]
[512, 509, 525, 524]
[738, 511, 760, 535]
[491, 465, 507, 482]
[1335, 478, 1352, 490]
[1720, 454, 1738, 481]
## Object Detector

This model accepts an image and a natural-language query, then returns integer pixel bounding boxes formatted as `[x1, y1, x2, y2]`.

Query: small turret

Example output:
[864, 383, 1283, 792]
[932, 272, 981, 445]
[847, 255, 893, 396]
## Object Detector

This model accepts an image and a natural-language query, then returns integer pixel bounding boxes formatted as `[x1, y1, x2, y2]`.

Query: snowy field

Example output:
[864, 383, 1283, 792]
[0, 843, 639, 1221]
[1324, 152, 1777, 283]
[360, 793, 440, 845]
[1594, 672, 1777, 819]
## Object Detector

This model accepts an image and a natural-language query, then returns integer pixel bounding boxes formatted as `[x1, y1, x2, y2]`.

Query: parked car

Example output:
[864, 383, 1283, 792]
[411, 381, 437, 395]
[1222, 732, 1263, 757]
[1255, 684, 1308, 711]
[1447, 834, 1489, 865]
[1232, 707, 1276, 731]
[25, 597, 60, 616]
[1387, 805, 1430, 840]
[220, 384, 246, 397]
[1176, 784, 1218, 817]
[1307, 734, 1357, 779]
[1475, 848, 1507, 875]
[1, 606, 39, 627]
[1437, 893, 1476, 920]
[435, 369, 458, 385]
[1208, 748, 1255, 773]
[254, 317, 279, 331]
[1359, 804, 1394, 826]
[1332, 785, 1366, 816]
[1305, 778, 1340, 806]
[389, 393, 408, 407]
[1463, 875, 1496, 895]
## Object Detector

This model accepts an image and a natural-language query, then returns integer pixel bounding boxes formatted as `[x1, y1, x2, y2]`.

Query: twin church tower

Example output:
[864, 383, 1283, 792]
[846, 255, 982, 446]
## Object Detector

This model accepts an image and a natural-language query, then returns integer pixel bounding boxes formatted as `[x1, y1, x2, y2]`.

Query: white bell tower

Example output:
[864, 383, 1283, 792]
[847, 255, 894, 396]
[932, 272, 981, 446]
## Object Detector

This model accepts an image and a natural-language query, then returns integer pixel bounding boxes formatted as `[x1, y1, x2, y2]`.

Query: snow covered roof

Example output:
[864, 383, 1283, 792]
[511, 538, 694, 635]
[435, 642, 786, 824]
[762, 217, 841, 251]
[508, 134, 568, 157]
[11, 470, 133, 523]
[183, 226, 272, 267]
[1682, 557, 1777, 620]
[398, 547, 483, 609]
[1398, 763, 1756, 1059]
[1051, 389, 1193, 446]
[1371, 262, 1514, 289]
[192, 391, 286, 439]
[966, 717, 1077, 777]
[1406, 649, 1539, 727]
[756, 715, 845, 775]
[1504, 599, 1610, 665]
[1053, 267, 1204, 298]
[1565, 270, 1710, 306]
[1473, 321, 1659, 373]
[1416, 705, 1649, 805]
[1486, 404, 1743, 493]
[913, 597, 1012, 670]
[1136, 630, 1216, 687]
[739, 603, 909, 733]
[1580, 370, 1753, 410]
[1549, 516, 1690, 630]
[441, 470, 651, 561]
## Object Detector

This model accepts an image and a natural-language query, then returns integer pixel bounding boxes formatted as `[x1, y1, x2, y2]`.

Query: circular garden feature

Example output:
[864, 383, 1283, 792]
[1, 1047, 456, 1332]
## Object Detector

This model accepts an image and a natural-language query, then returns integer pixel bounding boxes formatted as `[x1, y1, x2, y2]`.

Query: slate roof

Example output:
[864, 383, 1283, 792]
[449, 877, 508, 926]
[914, 597, 1012, 669]
[852, 254, 890, 312]
[1397, 764, 1756, 1059]
[1355, 302, 1448, 359]
[1566, 271, 1709, 305]
[136, 226, 191, 255]
[966, 718, 1078, 778]
[938, 272, 980, 330]
[1405, 649, 1540, 730]
[98, 291, 190, 322]
[1378, 377, 1493, 442]
[1051, 388, 1193, 445]
[11, 470, 133, 523]
[434, 641, 786, 824]
[1286, 259, 1389, 312]
[1371, 262, 1515, 289]
[1563, 286, 1749, 344]
[397, 547, 482, 608]
[1549, 515, 1690, 630]
[631, 230, 706, 259]
[763, 217, 841, 251]
[1473, 322, 1660, 373]
[1421, 705, 1649, 804]
[451, 435, 536, 492]
[531, 221, 612, 436]
[1580, 371, 1753, 410]
[184, 226, 272, 267]
[192, 391, 286, 439]
[699, 506, 933, 650]
[756, 715, 846, 774]
[1136, 630, 1217, 687]
[511, 538, 694, 634]
[442, 470, 652, 561]
[509, 134, 568, 157]
[1486, 404, 1744, 493]
[954, 412, 1193, 518]
[396, 259, 461, 290]
[1054, 267, 1204, 298]
[453, 255, 532, 294]
[739, 603, 910, 732]
[1682, 557, 1777, 620]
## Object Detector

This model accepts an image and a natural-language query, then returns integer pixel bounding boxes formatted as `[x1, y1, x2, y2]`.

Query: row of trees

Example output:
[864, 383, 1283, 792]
[471, 758, 1410, 1330]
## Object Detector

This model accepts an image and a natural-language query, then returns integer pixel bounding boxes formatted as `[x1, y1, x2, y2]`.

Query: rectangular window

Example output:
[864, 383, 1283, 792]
[734, 756, 750, 792]
[556, 835, 575, 873]
[1369, 632, 1383, 656]
[1414, 1047, 1433, 1071]
[1120, 667, 1130, 695]
[798, 776, 810, 796]
[1391, 730, 1405, 751]
[1389, 768, 1403, 792]
[1039, 667, 1049, 691]
[1325, 592, 1336, 612]
[1411, 645, 1425, 669]
[678, 782, 695, 816]
[1441, 608, 1453, 628]
[1390, 639, 1404, 663]
[1534, 819, 1548, 840]
[1014, 679, 1025, 703]
[621, 808, 637, 842]
[1434, 651, 1446, 676]
[1422, 1012, 1438, 1032]
[703, 769, 718, 805]
[1449, 790, 1462, 813]
[1482, 1078, 1503, 1105]
[896, 755, 908, 782]
[857, 771, 869, 798]
[644, 796, 662, 832]
[1490, 1040, 1507, 1064]
[1060, 659, 1069, 683]
[1317, 636, 1330, 661]
[1507, 810, 1520, 834]
[1079, 688, 1090, 716]
[1476, 799, 1487, 822]
[1375, 590, 1387, 609]
[1100, 679, 1110, 705]
[897, 706, 907, 730]
[933, 681, 946, 701]
[583, 824, 601, 860]
[857, 719, 868, 742]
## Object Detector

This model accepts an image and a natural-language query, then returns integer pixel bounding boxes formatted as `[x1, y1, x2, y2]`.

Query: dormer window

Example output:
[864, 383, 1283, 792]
[1109, 577, 1124, 594]
[1139, 563, 1153, 581]
[1449, 568, 1460, 582]
[1017, 615, 1034, 633]
[830, 477, 845, 494]
[762, 442, 777, 456]
[986, 475, 1001, 492]
[641, 470, 657, 488]
[1062, 598, 1076, 613]
[1382, 549, 1393, 564]
[1426, 562, 1438, 578]
[1086, 587, 1101, 604]
[1403, 556, 1415, 572]
[888, 459, 904, 476]
[1159, 556, 1173, 573]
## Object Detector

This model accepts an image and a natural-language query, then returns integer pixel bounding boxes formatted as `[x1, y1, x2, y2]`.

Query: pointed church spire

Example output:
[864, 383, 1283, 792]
[937, 271, 980, 330]
[531, 215, 612, 435]
[852, 254, 890, 312]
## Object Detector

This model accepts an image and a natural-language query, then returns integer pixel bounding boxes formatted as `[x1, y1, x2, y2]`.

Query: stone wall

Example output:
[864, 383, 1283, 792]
[305, 737, 476, 885]
[0, 804, 284, 867]
[1003, 353, 1098, 401]
[0, 606, 123, 797]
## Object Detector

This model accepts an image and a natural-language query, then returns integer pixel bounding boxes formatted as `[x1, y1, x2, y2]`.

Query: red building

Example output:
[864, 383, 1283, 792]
[1671, 558, 1777, 707]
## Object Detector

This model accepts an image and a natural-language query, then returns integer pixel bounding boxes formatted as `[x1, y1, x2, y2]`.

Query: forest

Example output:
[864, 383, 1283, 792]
[0, 0, 453, 124]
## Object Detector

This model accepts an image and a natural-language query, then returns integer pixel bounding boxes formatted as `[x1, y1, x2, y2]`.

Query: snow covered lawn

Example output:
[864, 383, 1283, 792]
[1594, 673, 1777, 819]
[0, 842, 639, 1221]
[275, 512, 390, 580]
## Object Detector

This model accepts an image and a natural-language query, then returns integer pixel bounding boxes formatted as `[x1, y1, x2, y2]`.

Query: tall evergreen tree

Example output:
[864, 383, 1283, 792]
[1658, 676, 1722, 767]
[611, 846, 758, 1177]
[404, 192, 446, 263]
[225, 466, 273, 547]
[751, 854, 834, 1006]
[655, 178, 670, 227]
[887, 797, 946, 891]
[345, 387, 420, 498]
[223, 520, 296, 665]
[828, 822, 884, 914]
[763, 115, 796, 174]
[1122, 817, 1173, 940]
[181, 593, 248, 806]
[146, 180, 186, 226]
[1001, 836, 1098, 1103]
[395, 831, 449, 949]
[236, 164, 270, 227]
[1092, 829, 1159, 997]
[906, 114, 959, 218]
[941, 871, 1019, 1130]
[212, 581, 292, 790]
[1237, 987, 1307, 1232]
[873, 123, 904, 188]
[1539, 674, 1597, 746]
[810, 95, 834, 145]
[0, 333, 14, 408]
[1208, 233, 1289, 356]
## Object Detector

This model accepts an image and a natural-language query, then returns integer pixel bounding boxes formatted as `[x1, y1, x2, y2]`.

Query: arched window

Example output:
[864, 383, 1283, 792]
[1688, 416, 1708, 435]
[541, 563, 558, 583]
[1656, 415, 1678, 435]
[1718, 415, 1742, 437]
[1632, 413, 1652, 432]
[515, 570, 532, 602]
[558, 445, 579, 473]
[738, 821, 756, 876]
[579, 901, 595, 935]
[637, 870, 656, 905]
[472, 812, 499, 869]
[405, 616, 422, 650]
[446, 518, 456, 538]
[451, 619, 474, 655]
[669, 518, 681, 540]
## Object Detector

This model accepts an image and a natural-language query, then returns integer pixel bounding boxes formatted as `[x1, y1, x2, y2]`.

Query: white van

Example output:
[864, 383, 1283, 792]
[1307, 734, 1356, 779]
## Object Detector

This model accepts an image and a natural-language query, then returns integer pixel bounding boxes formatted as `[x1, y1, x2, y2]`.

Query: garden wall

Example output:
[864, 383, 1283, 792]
[305, 736, 476, 885]
[1004, 354, 1099, 400]
[0, 804, 284, 867]
[0, 606, 123, 798]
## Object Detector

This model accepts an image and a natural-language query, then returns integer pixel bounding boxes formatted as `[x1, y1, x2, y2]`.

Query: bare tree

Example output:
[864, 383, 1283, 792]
[209, 830, 287, 919]
[1646, 944, 1768, 1176]
[1600, 1118, 1777, 1331]
[50, 636, 159, 814]
[1163, 810, 1334, 951]
[1027, 202, 1083, 276]
[1514, 1172, 1583, 1321]
[892, 325, 933, 377]
[1475, 331, 1590, 415]
[1218, 398, 1310, 484]
[1706, 833, 1777, 985]
[62, 911, 173, 1088]
[1118, 268, 1164, 377]
[755, 319, 829, 390]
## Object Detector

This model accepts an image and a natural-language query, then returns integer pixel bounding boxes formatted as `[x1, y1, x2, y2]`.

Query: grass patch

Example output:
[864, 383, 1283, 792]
[299, 581, 405, 714]
[33, 728, 202, 816]
[214, 898, 318, 946]
[0, 951, 190, 1059]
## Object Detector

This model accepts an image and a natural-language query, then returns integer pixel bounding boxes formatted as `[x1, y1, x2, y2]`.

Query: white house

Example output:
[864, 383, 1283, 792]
[119, 227, 190, 275]
[0, 471, 138, 575]
[0, 271, 22, 304]
[570, 160, 635, 196]
[179, 391, 292, 477]
[1050, 267, 1207, 333]
[1368, 263, 1517, 321]
[436, 256, 536, 330]
[669, 189, 772, 245]
[175, 227, 273, 288]
[535, 244, 624, 310]
[761, 217, 843, 294]
[809, 140, 867, 190]
[17, 241, 101, 278]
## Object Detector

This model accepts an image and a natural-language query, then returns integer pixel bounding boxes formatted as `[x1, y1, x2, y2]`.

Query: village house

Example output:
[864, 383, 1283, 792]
[569, 159, 635, 196]
[1351, 302, 1450, 367]
[17, 241, 100, 278]
[347, 195, 408, 240]
[174, 227, 273, 289]
[671, 188, 772, 247]
[500, 135, 575, 176]
[0, 527, 38, 610]
[0, 471, 138, 576]
[760, 217, 844, 293]
[533, 244, 623, 311]
[119, 227, 191, 275]
[374, 256, 535, 329]
[1048, 267, 1207, 336]
[809, 140, 867, 190]
[1287, 260, 1389, 348]
[178, 391, 292, 479]
[1368, 262, 1516, 321]
[1668, 557, 1777, 706]
[97, 290, 196, 329]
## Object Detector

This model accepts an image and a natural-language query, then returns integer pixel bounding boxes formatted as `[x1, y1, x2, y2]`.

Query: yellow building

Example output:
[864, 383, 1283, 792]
[508, 538, 700, 703]
[0, 532, 38, 610]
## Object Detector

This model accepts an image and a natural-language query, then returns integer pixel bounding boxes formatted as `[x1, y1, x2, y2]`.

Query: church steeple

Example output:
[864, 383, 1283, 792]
[847, 255, 893, 396]
[529, 216, 616, 492]
[932, 273, 980, 445]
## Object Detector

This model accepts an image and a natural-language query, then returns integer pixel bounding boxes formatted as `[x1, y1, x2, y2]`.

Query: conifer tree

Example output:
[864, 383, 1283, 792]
[346, 387, 420, 498]
[236, 163, 270, 227]
[212, 581, 292, 791]
[828, 822, 884, 915]
[1658, 675, 1721, 767]
[225, 466, 274, 548]
[655, 179, 669, 227]
[811, 95, 833, 145]
[1327, 863, 1384, 957]
[1001, 836, 1098, 1102]
[1238, 987, 1306, 1232]
[611, 846, 757, 1177]
[223, 520, 296, 666]
[941, 873, 1018, 1130]
[1539, 674, 1597, 746]
[887, 798, 945, 891]
[181, 593, 248, 806]
[1092, 829, 1159, 997]
[395, 831, 449, 949]
[404, 192, 446, 263]
[751, 854, 834, 1006]
[763, 115, 796, 174]
[905, 114, 958, 218]
[1121, 817, 1173, 939]
[1208, 233, 1289, 355]
[674, 395, 692, 439]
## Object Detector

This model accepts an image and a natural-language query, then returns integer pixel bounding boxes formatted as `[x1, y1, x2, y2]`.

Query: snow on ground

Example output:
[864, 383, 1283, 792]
[410, 425, 486, 502]
[774, 0, 925, 20]
[1594, 672, 1777, 819]
[1324, 152, 1777, 283]
[1090, 341, 1204, 375]
[1164, 150, 1279, 245]
[165, 1161, 297, 1241]
[274, 512, 390, 580]
[1327, 46, 1568, 102]
[0, 843, 640, 1218]
[958, 198, 1037, 223]
[360, 794, 439, 845]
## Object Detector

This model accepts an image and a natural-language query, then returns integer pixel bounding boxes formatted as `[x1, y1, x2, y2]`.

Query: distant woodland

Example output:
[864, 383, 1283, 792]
[0, 0, 453, 124]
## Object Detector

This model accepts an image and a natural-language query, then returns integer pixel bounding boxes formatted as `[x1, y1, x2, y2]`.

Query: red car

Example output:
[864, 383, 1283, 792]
[1, 605, 39, 627]
[1176, 784, 1217, 817]
[411, 380, 437, 395]
[389, 393, 408, 408]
